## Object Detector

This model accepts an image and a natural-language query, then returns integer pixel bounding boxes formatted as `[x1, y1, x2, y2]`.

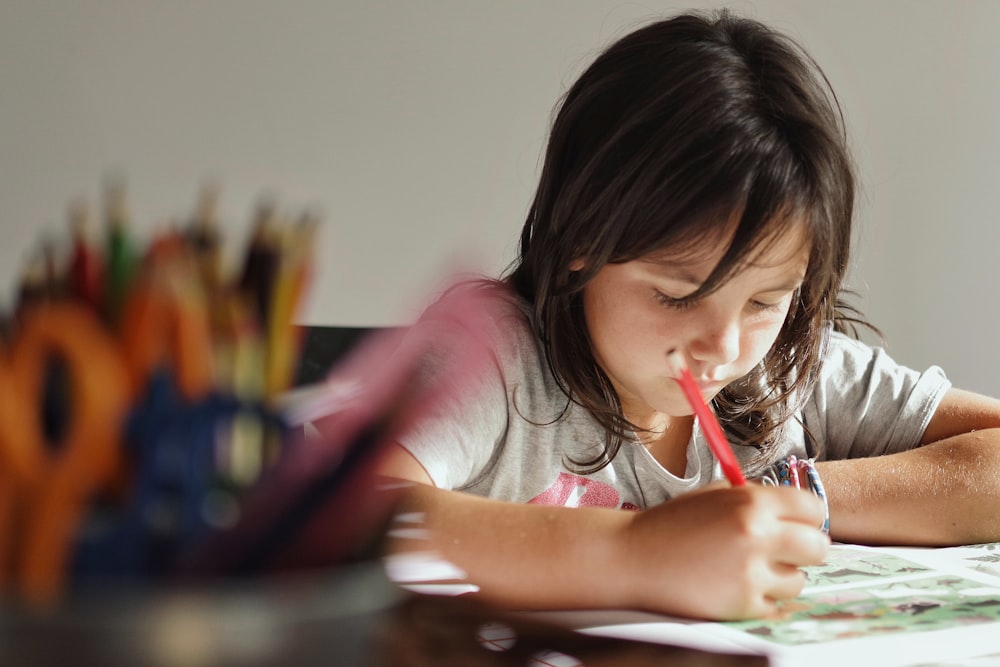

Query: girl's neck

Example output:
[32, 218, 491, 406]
[634, 414, 694, 477]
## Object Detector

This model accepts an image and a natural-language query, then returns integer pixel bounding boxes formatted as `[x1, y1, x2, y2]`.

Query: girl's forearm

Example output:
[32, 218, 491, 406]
[382, 484, 636, 611]
[380, 482, 829, 620]
[817, 428, 1000, 546]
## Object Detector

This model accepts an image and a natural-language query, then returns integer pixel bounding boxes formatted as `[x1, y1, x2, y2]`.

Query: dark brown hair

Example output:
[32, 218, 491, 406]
[503, 9, 866, 472]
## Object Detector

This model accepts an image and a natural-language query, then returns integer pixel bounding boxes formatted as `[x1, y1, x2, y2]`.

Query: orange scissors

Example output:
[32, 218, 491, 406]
[0, 301, 130, 609]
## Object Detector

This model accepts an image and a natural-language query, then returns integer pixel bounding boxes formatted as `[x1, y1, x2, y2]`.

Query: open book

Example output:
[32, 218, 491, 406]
[527, 543, 1000, 667]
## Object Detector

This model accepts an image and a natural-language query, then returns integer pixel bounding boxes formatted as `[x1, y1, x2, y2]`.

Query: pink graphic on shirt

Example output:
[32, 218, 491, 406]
[528, 472, 622, 509]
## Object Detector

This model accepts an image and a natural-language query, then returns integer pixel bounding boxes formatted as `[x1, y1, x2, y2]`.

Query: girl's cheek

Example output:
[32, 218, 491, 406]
[744, 325, 784, 361]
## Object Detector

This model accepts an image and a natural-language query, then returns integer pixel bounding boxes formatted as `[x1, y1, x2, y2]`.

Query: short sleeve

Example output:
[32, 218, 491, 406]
[392, 284, 518, 489]
[803, 330, 952, 460]
[396, 344, 509, 489]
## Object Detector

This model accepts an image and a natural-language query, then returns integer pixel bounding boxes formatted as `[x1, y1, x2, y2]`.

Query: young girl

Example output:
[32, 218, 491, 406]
[376, 9, 1000, 620]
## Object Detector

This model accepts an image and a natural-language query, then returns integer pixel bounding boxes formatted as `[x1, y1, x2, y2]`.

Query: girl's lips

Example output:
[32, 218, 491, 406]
[694, 380, 723, 396]
[667, 376, 722, 396]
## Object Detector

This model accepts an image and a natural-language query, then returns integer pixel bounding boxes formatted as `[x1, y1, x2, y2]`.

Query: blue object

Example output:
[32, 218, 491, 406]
[70, 369, 288, 586]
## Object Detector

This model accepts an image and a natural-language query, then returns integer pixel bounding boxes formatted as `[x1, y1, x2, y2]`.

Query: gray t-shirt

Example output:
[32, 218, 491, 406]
[398, 286, 951, 511]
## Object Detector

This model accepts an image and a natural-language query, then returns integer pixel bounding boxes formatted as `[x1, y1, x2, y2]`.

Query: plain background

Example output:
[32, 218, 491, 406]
[1, 1, 998, 396]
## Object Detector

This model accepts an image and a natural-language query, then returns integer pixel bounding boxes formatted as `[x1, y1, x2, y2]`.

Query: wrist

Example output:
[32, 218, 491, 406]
[757, 455, 830, 534]
[601, 507, 649, 610]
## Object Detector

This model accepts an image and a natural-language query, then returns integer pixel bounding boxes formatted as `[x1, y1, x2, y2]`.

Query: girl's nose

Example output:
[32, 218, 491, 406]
[688, 314, 741, 369]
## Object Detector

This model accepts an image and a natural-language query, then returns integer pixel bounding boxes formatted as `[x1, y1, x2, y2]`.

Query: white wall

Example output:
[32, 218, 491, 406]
[2, 1, 999, 396]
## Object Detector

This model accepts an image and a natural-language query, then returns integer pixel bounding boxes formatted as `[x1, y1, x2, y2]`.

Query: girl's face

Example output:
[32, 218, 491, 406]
[580, 221, 809, 430]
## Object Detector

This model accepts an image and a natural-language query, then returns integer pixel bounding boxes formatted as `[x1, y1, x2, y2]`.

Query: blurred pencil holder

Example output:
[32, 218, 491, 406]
[0, 180, 318, 611]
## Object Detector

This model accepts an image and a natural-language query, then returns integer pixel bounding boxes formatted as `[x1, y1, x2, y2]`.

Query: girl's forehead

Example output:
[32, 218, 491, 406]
[640, 217, 735, 265]
[640, 217, 811, 273]
[746, 221, 812, 269]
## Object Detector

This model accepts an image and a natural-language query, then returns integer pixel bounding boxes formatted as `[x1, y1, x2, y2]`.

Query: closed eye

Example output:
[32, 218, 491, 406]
[749, 299, 784, 313]
[749, 287, 798, 314]
[652, 289, 699, 311]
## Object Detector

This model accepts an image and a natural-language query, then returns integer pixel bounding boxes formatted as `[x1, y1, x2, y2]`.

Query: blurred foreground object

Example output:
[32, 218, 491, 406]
[0, 180, 316, 609]
[0, 560, 766, 666]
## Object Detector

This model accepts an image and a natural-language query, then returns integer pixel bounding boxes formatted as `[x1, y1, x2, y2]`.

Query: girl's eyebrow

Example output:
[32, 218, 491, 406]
[667, 269, 706, 287]
[757, 278, 805, 293]
[640, 259, 806, 293]
[639, 257, 711, 284]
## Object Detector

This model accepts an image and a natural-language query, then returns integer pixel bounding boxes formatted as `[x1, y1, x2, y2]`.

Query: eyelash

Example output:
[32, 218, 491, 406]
[652, 290, 783, 313]
[749, 300, 783, 313]
[652, 290, 697, 311]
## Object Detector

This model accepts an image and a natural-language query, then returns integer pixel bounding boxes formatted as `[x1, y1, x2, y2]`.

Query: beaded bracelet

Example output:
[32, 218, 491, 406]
[758, 455, 830, 534]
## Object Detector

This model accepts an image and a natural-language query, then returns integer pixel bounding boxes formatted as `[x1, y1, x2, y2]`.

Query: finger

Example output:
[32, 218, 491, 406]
[773, 521, 830, 568]
[763, 562, 809, 603]
[769, 485, 827, 527]
[725, 567, 805, 619]
[737, 595, 784, 621]
[741, 577, 809, 619]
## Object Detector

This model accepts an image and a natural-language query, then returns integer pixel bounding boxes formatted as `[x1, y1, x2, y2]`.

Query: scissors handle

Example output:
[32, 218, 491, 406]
[0, 470, 19, 592]
[0, 302, 130, 608]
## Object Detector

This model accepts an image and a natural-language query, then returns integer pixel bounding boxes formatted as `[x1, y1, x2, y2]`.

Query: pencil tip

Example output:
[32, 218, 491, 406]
[665, 348, 684, 375]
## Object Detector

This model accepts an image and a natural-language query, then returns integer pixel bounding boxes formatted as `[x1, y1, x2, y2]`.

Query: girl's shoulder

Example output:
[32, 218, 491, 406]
[417, 278, 536, 345]
[406, 279, 543, 378]
[819, 327, 898, 386]
[815, 325, 949, 398]
[823, 327, 875, 364]
[822, 327, 907, 374]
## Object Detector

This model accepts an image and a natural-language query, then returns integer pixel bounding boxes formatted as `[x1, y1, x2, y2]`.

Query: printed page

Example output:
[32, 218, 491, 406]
[534, 543, 1000, 667]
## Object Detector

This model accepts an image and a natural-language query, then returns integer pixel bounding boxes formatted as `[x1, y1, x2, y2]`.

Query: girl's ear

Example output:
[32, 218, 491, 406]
[569, 258, 586, 272]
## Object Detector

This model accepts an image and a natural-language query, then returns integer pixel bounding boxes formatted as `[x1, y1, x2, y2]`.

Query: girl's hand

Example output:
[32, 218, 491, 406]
[621, 484, 829, 620]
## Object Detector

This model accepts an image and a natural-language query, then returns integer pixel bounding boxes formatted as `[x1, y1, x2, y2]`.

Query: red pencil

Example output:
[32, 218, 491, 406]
[666, 349, 746, 486]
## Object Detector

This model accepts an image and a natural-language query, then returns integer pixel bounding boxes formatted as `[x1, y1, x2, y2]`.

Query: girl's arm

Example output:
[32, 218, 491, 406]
[378, 444, 828, 620]
[817, 388, 1000, 546]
